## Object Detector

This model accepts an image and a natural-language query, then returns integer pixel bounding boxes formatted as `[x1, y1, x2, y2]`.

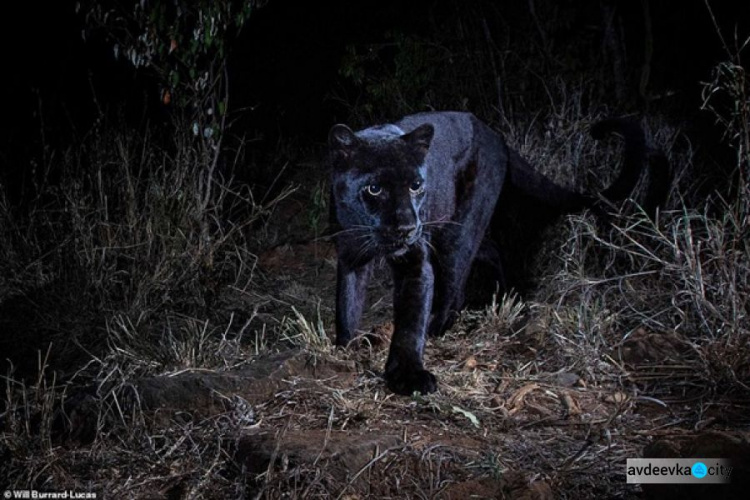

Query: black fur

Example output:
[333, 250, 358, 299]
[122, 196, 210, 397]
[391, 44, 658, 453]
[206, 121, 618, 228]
[328, 112, 655, 395]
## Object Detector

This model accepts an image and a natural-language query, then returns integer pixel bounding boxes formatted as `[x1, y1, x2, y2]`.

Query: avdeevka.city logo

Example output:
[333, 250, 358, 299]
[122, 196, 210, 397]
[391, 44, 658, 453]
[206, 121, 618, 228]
[626, 458, 732, 484]
[691, 461, 708, 479]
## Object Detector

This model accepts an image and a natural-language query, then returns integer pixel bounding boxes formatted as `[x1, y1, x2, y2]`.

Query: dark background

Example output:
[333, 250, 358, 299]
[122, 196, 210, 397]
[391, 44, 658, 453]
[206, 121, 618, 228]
[1, 0, 747, 185]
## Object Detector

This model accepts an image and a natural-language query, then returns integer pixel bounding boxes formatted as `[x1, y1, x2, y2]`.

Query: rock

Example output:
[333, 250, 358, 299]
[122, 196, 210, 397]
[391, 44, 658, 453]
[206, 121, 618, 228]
[62, 350, 356, 441]
[136, 351, 354, 421]
[553, 372, 581, 388]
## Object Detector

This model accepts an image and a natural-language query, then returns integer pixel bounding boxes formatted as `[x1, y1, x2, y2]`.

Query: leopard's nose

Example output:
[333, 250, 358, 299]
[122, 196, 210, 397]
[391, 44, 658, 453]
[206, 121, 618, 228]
[397, 224, 419, 242]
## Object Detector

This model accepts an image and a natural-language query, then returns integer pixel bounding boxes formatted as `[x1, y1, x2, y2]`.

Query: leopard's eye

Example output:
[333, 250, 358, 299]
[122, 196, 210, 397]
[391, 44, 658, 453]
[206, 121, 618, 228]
[365, 184, 382, 196]
[409, 179, 424, 195]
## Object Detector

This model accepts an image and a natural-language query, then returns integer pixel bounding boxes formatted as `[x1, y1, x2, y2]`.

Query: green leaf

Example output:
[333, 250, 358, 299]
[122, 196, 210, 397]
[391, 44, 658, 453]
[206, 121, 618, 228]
[410, 392, 428, 404]
[451, 406, 480, 427]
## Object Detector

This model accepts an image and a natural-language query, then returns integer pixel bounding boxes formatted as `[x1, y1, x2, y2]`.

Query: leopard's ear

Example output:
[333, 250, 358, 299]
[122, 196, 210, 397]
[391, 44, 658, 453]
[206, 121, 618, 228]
[329, 124, 359, 150]
[402, 123, 434, 152]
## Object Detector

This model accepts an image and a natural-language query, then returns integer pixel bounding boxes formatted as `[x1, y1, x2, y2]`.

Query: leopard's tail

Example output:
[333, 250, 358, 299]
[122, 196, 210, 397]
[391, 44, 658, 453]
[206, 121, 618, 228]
[592, 117, 648, 203]
[506, 117, 662, 213]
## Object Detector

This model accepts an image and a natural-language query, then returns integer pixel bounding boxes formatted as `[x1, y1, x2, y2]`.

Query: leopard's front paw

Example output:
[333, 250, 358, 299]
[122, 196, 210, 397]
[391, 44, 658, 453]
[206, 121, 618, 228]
[385, 367, 438, 395]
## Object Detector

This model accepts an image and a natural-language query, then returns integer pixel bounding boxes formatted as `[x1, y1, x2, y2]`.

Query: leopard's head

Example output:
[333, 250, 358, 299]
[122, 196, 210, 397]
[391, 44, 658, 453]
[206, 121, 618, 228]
[328, 123, 434, 258]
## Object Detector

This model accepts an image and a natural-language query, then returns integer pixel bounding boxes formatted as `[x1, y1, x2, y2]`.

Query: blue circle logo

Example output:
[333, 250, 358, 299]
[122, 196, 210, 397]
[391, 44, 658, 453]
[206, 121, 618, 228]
[691, 462, 707, 478]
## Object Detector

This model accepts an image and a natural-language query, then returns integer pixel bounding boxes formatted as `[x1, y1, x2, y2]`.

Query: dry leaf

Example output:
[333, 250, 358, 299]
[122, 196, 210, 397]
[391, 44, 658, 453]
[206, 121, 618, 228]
[604, 391, 628, 404]
[561, 391, 582, 416]
[508, 383, 540, 415]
